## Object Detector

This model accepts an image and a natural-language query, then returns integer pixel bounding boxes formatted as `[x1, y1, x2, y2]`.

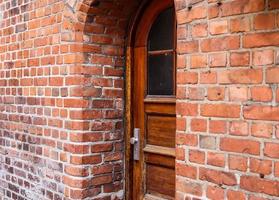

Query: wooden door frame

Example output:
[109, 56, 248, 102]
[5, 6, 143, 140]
[124, 1, 176, 199]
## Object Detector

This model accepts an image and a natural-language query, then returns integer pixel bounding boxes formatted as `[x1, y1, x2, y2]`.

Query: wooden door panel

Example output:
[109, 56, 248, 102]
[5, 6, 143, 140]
[146, 115, 175, 148]
[146, 164, 175, 198]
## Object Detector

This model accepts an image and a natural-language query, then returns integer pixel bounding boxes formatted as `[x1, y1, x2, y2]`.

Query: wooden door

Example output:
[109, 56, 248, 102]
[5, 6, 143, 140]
[131, 1, 176, 199]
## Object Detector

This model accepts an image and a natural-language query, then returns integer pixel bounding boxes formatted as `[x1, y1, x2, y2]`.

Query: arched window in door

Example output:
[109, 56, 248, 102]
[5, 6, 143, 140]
[147, 7, 175, 96]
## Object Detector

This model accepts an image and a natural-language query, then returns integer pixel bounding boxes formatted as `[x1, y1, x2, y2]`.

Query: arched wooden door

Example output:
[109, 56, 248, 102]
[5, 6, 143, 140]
[131, 1, 176, 199]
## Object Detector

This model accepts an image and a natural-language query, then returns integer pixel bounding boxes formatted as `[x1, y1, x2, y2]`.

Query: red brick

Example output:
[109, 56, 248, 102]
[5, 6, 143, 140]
[269, 0, 279, 9]
[251, 86, 273, 102]
[253, 50, 274, 66]
[266, 67, 279, 83]
[220, 138, 260, 155]
[189, 150, 205, 164]
[199, 168, 237, 186]
[244, 105, 279, 121]
[227, 190, 245, 200]
[220, 0, 265, 17]
[264, 142, 279, 158]
[254, 13, 276, 30]
[207, 152, 225, 167]
[201, 36, 240, 52]
[206, 186, 225, 200]
[229, 86, 249, 102]
[230, 51, 250, 67]
[207, 87, 225, 101]
[209, 120, 227, 134]
[219, 69, 263, 84]
[209, 53, 227, 67]
[201, 104, 240, 118]
[191, 119, 207, 132]
[176, 163, 197, 179]
[209, 20, 228, 35]
[250, 158, 272, 175]
[243, 32, 279, 48]
[188, 87, 205, 100]
[176, 133, 198, 146]
[177, 103, 198, 116]
[229, 121, 249, 136]
[230, 17, 250, 33]
[176, 177, 202, 196]
[240, 176, 279, 196]
[192, 23, 208, 38]
[177, 41, 199, 53]
[177, 6, 207, 24]
[229, 155, 248, 172]
[177, 72, 198, 84]
[251, 123, 273, 138]
[191, 55, 207, 68]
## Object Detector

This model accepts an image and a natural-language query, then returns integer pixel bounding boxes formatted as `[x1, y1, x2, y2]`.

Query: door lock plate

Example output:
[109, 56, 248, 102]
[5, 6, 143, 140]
[130, 128, 140, 161]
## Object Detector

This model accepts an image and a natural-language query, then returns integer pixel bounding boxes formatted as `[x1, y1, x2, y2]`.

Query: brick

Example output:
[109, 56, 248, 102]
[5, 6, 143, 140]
[189, 150, 205, 164]
[229, 121, 249, 136]
[191, 55, 207, 68]
[192, 23, 208, 38]
[254, 13, 276, 30]
[220, 0, 265, 17]
[201, 36, 240, 52]
[199, 168, 237, 186]
[188, 87, 205, 100]
[177, 133, 198, 146]
[209, 120, 227, 134]
[191, 119, 207, 132]
[250, 158, 272, 175]
[275, 162, 279, 177]
[177, 6, 207, 24]
[251, 123, 273, 138]
[200, 136, 216, 150]
[251, 86, 273, 102]
[209, 53, 227, 67]
[264, 142, 279, 158]
[230, 51, 250, 67]
[266, 67, 279, 83]
[244, 105, 279, 121]
[201, 104, 241, 118]
[200, 71, 217, 84]
[176, 163, 197, 179]
[207, 87, 225, 101]
[177, 103, 198, 116]
[269, 0, 279, 9]
[227, 190, 245, 200]
[220, 138, 260, 155]
[207, 152, 225, 167]
[230, 17, 250, 33]
[253, 50, 274, 66]
[176, 177, 202, 196]
[177, 41, 199, 53]
[219, 69, 263, 84]
[210, 20, 228, 35]
[229, 86, 249, 102]
[240, 176, 279, 196]
[206, 186, 225, 200]
[177, 72, 198, 84]
[243, 32, 279, 48]
[229, 155, 248, 172]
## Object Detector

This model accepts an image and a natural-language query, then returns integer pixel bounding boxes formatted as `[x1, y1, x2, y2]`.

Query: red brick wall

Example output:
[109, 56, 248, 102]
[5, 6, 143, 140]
[1, 0, 279, 199]
[0, 0, 139, 199]
[176, 0, 279, 199]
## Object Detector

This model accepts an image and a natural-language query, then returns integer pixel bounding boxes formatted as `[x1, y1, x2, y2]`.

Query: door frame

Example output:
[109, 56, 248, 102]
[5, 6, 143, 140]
[124, 1, 176, 199]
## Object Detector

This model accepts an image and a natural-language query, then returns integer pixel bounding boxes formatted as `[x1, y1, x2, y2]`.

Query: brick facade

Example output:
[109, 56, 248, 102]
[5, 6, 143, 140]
[0, 0, 279, 199]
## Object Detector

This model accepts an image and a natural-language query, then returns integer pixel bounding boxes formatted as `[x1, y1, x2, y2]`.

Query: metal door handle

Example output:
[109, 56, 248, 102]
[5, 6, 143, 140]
[130, 128, 140, 161]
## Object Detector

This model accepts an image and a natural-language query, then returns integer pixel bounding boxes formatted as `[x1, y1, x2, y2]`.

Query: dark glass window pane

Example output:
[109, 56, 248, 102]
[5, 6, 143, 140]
[148, 7, 174, 51]
[148, 53, 173, 95]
